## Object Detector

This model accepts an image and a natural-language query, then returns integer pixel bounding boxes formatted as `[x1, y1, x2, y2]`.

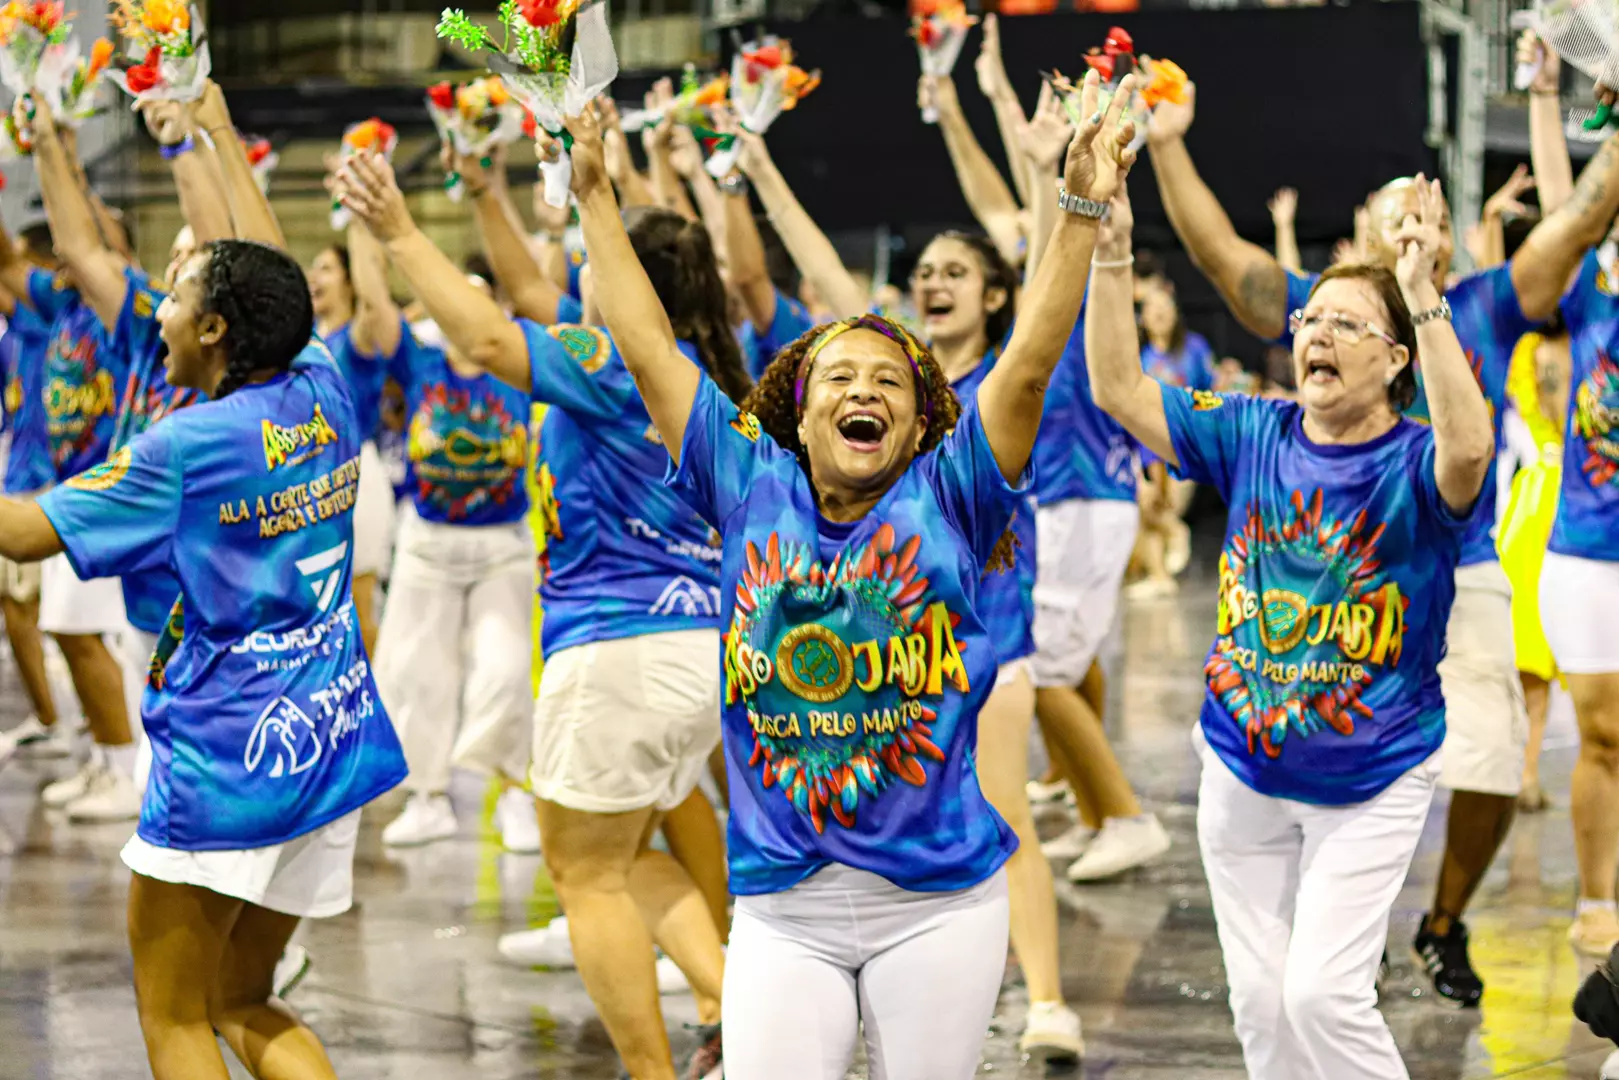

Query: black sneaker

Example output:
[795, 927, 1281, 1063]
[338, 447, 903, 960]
[684, 1023, 722, 1080]
[1413, 915, 1484, 1007]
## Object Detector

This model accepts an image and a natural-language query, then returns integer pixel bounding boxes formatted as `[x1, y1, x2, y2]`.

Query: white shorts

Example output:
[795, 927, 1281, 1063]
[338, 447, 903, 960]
[531, 628, 722, 814]
[995, 658, 1030, 691]
[1541, 551, 1619, 674]
[121, 811, 362, 919]
[119, 627, 158, 752]
[1438, 562, 1529, 796]
[38, 552, 126, 636]
[1030, 498, 1139, 688]
[353, 440, 396, 579]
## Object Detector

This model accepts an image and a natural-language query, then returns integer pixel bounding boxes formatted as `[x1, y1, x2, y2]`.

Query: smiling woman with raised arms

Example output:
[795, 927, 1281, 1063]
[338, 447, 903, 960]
[512, 71, 1132, 1079]
[1085, 175, 1493, 1080]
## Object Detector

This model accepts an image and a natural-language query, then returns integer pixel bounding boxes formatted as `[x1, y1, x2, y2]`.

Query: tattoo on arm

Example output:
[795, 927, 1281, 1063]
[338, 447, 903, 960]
[1236, 259, 1288, 332]
[1568, 139, 1618, 218]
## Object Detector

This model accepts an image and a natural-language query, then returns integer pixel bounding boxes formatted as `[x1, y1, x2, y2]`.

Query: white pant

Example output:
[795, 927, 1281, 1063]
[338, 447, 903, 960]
[374, 507, 534, 795]
[723, 864, 1009, 1080]
[353, 440, 397, 579]
[1541, 551, 1619, 673]
[1196, 729, 1439, 1080]
[1031, 498, 1139, 687]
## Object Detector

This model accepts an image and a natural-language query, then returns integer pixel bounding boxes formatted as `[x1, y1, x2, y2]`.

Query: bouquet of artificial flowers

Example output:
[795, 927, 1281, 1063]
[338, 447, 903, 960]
[437, 0, 619, 208]
[618, 63, 727, 133]
[1049, 28, 1184, 154]
[0, 2, 71, 98]
[425, 75, 526, 201]
[330, 118, 398, 229]
[244, 135, 277, 193]
[106, 0, 209, 103]
[704, 33, 818, 178]
[910, 0, 974, 124]
[36, 37, 114, 126]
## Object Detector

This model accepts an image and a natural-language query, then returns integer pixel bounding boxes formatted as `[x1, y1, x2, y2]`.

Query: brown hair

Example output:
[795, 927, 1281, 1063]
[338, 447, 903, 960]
[741, 322, 1018, 572]
[1307, 262, 1418, 412]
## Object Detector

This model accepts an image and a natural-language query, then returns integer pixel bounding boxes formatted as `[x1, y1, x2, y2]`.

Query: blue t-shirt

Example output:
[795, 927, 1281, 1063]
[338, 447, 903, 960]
[29, 269, 126, 482]
[1142, 331, 1215, 391]
[953, 359, 1036, 666]
[1163, 386, 1467, 805]
[394, 341, 530, 526]
[37, 341, 407, 851]
[524, 321, 723, 656]
[739, 290, 816, 381]
[1554, 251, 1619, 561]
[669, 376, 1021, 895]
[107, 269, 203, 634]
[556, 293, 583, 325]
[322, 318, 412, 445]
[2, 300, 52, 494]
[1033, 318, 1138, 505]
[1279, 266, 1530, 568]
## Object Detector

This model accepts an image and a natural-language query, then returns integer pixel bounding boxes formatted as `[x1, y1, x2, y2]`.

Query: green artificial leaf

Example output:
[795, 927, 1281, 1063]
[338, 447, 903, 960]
[436, 9, 494, 52]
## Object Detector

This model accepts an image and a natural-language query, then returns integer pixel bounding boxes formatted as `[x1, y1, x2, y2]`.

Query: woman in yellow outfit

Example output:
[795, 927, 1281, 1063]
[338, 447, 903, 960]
[1498, 323, 1572, 811]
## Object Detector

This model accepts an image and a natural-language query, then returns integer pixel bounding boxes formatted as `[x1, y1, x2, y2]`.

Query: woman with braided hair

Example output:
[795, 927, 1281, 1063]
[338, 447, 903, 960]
[493, 69, 1133, 1078]
[0, 238, 406, 1079]
[336, 147, 742, 1079]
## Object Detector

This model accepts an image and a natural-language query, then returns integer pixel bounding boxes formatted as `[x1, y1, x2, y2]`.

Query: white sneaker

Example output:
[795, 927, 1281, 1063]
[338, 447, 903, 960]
[1165, 519, 1192, 576]
[66, 767, 142, 822]
[495, 788, 541, 854]
[1065, 814, 1171, 883]
[42, 760, 99, 808]
[381, 793, 458, 847]
[656, 953, 691, 995]
[1040, 822, 1098, 861]
[498, 915, 575, 969]
[273, 945, 311, 997]
[1025, 778, 1070, 804]
[1020, 1001, 1084, 1062]
[0, 717, 73, 769]
[21, 718, 77, 759]
[1601, 1049, 1619, 1080]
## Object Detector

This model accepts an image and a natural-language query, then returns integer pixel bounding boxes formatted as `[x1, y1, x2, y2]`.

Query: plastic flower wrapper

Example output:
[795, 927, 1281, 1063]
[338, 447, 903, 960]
[330, 118, 398, 229]
[0, 2, 70, 103]
[705, 32, 819, 178]
[1049, 28, 1160, 154]
[243, 135, 277, 194]
[107, 0, 209, 103]
[425, 75, 526, 202]
[910, 0, 975, 124]
[436, 0, 619, 209]
[36, 37, 114, 127]
[618, 63, 727, 133]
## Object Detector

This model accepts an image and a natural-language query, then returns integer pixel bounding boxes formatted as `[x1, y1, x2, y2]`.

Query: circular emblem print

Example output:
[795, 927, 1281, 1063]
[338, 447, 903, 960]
[1259, 589, 1309, 654]
[775, 623, 854, 704]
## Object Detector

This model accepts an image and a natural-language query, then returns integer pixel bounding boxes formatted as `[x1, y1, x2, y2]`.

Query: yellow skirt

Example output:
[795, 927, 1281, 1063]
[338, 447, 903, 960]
[1497, 451, 1561, 683]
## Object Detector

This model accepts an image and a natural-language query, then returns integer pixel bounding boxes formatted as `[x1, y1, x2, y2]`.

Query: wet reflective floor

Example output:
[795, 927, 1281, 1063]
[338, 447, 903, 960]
[0, 557, 1614, 1079]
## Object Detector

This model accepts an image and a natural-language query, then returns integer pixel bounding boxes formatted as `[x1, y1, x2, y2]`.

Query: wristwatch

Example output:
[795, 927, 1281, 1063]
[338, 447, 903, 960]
[1411, 298, 1452, 326]
[718, 173, 749, 197]
[1056, 185, 1110, 220]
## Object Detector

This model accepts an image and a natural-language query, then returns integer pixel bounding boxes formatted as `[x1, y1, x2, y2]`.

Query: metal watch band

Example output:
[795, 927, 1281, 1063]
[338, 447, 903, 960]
[1056, 185, 1109, 219]
[1411, 298, 1452, 326]
[718, 173, 749, 196]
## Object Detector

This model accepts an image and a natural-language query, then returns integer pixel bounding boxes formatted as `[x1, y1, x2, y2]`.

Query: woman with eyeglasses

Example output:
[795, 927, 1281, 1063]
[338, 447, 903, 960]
[1086, 176, 1493, 1079]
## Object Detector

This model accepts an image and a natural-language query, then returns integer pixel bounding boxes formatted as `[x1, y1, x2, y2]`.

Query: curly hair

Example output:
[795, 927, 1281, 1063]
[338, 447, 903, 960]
[622, 206, 752, 406]
[199, 241, 317, 399]
[928, 231, 1020, 351]
[742, 317, 1019, 573]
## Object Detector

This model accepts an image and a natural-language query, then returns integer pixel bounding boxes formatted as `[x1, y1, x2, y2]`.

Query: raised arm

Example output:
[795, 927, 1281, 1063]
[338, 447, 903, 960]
[1511, 125, 1619, 320]
[722, 172, 777, 331]
[337, 152, 529, 391]
[735, 124, 866, 319]
[1013, 81, 1071, 283]
[643, 81, 697, 220]
[461, 150, 567, 324]
[527, 182, 573, 292]
[193, 82, 284, 247]
[1269, 188, 1301, 274]
[141, 99, 232, 245]
[1471, 164, 1536, 269]
[1146, 84, 1289, 340]
[346, 219, 402, 358]
[553, 106, 699, 459]
[0, 216, 34, 307]
[974, 14, 1034, 207]
[669, 125, 727, 252]
[1085, 183, 1173, 464]
[28, 99, 127, 329]
[1522, 30, 1574, 214]
[924, 74, 1024, 266]
[1400, 178, 1494, 512]
[599, 98, 656, 209]
[978, 71, 1134, 482]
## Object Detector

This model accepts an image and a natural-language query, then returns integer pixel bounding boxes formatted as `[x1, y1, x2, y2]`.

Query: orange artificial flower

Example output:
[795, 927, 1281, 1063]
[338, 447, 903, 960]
[693, 75, 728, 106]
[781, 65, 820, 108]
[142, 0, 189, 36]
[87, 37, 114, 76]
[1141, 57, 1187, 108]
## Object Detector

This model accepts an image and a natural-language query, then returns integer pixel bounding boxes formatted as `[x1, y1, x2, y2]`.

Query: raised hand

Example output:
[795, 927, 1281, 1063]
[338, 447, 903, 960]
[918, 74, 959, 119]
[1482, 162, 1535, 221]
[1096, 182, 1134, 261]
[1017, 81, 1074, 170]
[1145, 77, 1195, 146]
[974, 13, 1008, 99]
[595, 95, 633, 183]
[1393, 174, 1446, 299]
[642, 77, 675, 155]
[711, 106, 768, 175]
[139, 99, 190, 146]
[335, 151, 416, 243]
[1517, 28, 1561, 95]
[1063, 70, 1139, 205]
[561, 103, 610, 198]
[668, 122, 703, 179]
[1268, 187, 1298, 228]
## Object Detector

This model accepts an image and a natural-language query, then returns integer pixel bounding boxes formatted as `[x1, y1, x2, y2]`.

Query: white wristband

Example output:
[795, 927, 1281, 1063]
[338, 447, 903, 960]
[1092, 255, 1135, 270]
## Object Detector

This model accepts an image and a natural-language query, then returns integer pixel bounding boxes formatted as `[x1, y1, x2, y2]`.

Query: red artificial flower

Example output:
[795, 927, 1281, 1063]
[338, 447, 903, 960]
[244, 138, 271, 166]
[125, 46, 162, 94]
[516, 0, 562, 28]
[913, 19, 941, 48]
[427, 82, 456, 110]
[910, 0, 940, 15]
[522, 109, 538, 139]
[1103, 28, 1133, 56]
[745, 44, 783, 69]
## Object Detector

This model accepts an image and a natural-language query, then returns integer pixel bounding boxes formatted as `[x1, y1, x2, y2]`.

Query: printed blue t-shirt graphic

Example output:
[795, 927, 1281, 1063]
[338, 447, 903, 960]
[1, 300, 53, 494]
[38, 340, 406, 850]
[1553, 251, 1619, 562]
[29, 268, 128, 482]
[669, 376, 1021, 895]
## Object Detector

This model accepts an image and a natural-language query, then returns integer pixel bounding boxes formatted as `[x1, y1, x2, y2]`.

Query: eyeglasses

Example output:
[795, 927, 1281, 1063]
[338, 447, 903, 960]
[1288, 309, 1397, 347]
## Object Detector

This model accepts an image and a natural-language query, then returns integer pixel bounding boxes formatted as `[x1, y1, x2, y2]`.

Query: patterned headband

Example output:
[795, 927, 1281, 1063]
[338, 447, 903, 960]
[793, 315, 935, 422]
